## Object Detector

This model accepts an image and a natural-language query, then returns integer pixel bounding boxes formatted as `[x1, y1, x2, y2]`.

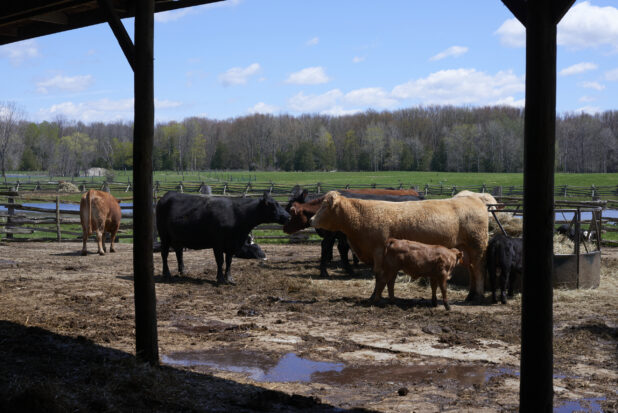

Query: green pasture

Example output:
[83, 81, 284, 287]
[4, 170, 616, 189]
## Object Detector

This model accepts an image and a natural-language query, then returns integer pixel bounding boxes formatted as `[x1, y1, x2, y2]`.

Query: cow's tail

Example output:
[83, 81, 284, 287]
[87, 190, 93, 234]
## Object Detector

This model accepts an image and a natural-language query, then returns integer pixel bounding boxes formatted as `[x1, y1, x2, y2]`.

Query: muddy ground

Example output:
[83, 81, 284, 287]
[0, 241, 616, 412]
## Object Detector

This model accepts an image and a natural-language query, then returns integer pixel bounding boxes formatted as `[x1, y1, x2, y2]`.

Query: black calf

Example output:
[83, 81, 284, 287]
[487, 234, 523, 304]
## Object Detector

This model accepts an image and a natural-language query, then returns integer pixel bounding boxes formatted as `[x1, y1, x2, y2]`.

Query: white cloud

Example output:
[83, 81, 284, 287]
[37, 98, 181, 122]
[218, 63, 260, 86]
[579, 96, 596, 103]
[429, 46, 468, 61]
[575, 105, 601, 115]
[155, 0, 242, 23]
[495, 18, 525, 48]
[496, 1, 618, 50]
[605, 68, 618, 81]
[306, 37, 319, 46]
[248, 102, 279, 114]
[558, 1, 618, 50]
[559, 62, 597, 76]
[36, 75, 94, 94]
[320, 106, 362, 117]
[579, 81, 605, 90]
[352, 56, 365, 63]
[391, 68, 524, 105]
[343, 87, 398, 108]
[493, 96, 525, 108]
[288, 89, 343, 112]
[0, 39, 40, 65]
[285, 66, 330, 85]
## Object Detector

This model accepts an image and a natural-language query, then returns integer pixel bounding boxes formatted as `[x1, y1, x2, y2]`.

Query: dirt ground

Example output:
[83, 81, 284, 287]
[0, 241, 616, 412]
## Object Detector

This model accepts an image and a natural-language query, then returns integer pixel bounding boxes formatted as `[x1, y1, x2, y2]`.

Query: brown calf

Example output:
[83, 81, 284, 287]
[381, 238, 463, 310]
[79, 189, 121, 256]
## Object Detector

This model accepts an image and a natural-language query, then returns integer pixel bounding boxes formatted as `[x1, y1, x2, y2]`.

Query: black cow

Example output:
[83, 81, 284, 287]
[156, 191, 289, 284]
[556, 224, 597, 242]
[235, 234, 266, 259]
[486, 234, 523, 304]
[285, 187, 422, 277]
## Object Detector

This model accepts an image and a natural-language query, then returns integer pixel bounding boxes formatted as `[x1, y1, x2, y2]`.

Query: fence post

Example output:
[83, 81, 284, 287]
[6, 196, 14, 240]
[482, 184, 486, 193]
[56, 196, 61, 242]
[223, 183, 227, 195]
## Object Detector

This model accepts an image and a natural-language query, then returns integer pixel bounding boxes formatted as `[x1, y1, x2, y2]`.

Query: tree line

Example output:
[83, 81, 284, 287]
[1, 102, 616, 177]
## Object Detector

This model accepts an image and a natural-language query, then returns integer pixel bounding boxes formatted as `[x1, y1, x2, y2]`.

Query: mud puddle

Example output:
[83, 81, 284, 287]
[554, 397, 606, 412]
[163, 349, 491, 387]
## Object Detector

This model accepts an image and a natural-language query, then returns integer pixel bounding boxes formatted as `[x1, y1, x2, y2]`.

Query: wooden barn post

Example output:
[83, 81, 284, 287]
[502, 0, 575, 411]
[133, 0, 158, 365]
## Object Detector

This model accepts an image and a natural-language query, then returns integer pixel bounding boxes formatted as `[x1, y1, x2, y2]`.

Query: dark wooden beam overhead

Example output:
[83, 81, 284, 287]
[0, 0, 224, 46]
[553, 0, 576, 24]
[502, 0, 526, 26]
[97, 0, 135, 71]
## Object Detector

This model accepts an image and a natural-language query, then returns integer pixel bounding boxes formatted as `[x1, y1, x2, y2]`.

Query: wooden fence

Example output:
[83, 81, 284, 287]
[0, 190, 616, 247]
[0, 178, 616, 201]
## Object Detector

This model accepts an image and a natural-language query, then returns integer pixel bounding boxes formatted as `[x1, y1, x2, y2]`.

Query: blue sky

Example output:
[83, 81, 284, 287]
[1, 0, 617, 123]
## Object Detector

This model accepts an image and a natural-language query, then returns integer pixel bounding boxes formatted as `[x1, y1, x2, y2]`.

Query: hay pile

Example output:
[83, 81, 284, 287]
[489, 212, 523, 237]
[57, 181, 79, 193]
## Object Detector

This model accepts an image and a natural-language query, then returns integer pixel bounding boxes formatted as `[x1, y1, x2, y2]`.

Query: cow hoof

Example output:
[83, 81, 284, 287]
[465, 291, 482, 303]
[444, 303, 451, 311]
[81, 251, 87, 256]
[98, 251, 105, 256]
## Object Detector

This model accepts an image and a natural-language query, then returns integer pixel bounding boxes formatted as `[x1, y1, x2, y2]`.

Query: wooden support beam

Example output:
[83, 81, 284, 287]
[133, 0, 158, 365]
[553, 0, 576, 24]
[97, 0, 135, 71]
[501, 0, 527, 26]
[30, 11, 68, 25]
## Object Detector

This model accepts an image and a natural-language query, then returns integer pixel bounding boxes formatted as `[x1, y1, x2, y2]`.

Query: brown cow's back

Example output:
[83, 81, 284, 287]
[79, 190, 121, 256]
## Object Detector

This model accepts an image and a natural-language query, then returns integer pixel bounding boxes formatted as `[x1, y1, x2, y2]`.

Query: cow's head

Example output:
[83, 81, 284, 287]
[285, 188, 309, 212]
[310, 191, 342, 231]
[282, 202, 311, 234]
[259, 192, 290, 225]
[235, 234, 267, 259]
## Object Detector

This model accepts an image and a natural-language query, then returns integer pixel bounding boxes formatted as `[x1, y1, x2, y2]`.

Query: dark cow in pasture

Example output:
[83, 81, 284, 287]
[311, 191, 488, 302]
[79, 189, 122, 256]
[382, 238, 463, 310]
[486, 234, 523, 304]
[235, 234, 266, 259]
[284, 188, 422, 277]
[156, 191, 289, 284]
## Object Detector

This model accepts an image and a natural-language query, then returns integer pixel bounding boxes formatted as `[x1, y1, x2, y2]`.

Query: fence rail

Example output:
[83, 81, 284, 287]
[1, 187, 616, 246]
[0, 178, 616, 201]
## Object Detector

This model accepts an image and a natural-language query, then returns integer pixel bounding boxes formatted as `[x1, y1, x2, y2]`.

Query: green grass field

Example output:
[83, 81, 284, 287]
[5, 170, 616, 189]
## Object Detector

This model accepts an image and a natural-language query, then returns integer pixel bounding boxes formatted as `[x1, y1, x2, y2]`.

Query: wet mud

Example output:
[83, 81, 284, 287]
[0, 241, 616, 412]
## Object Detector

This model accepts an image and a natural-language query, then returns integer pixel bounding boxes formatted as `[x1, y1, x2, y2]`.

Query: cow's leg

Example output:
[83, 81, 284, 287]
[439, 275, 450, 311]
[96, 229, 105, 255]
[109, 225, 119, 253]
[386, 275, 396, 301]
[337, 237, 354, 276]
[430, 277, 439, 307]
[214, 249, 226, 285]
[319, 236, 334, 277]
[507, 271, 517, 298]
[464, 249, 485, 303]
[161, 242, 171, 278]
[369, 277, 387, 303]
[81, 227, 89, 256]
[500, 265, 509, 304]
[175, 248, 185, 275]
[224, 252, 235, 285]
[489, 260, 498, 304]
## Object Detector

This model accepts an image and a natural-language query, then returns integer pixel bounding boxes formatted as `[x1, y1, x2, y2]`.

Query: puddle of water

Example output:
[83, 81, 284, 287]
[554, 397, 605, 413]
[316, 364, 487, 387]
[163, 350, 343, 383]
[163, 350, 490, 386]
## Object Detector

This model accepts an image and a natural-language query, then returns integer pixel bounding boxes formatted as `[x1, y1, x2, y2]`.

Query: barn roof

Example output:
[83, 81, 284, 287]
[0, 0, 223, 46]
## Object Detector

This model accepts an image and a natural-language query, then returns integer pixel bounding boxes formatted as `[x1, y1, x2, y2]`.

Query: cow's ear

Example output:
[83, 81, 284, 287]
[262, 191, 269, 201]
[326, 191, 339, 207]
[301, 189, 308, 202]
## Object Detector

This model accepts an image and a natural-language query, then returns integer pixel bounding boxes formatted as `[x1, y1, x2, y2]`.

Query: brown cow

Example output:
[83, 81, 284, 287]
[79, 189, 121, 256]
[311, 191, 488, 302]
[382, 238, 463, 310]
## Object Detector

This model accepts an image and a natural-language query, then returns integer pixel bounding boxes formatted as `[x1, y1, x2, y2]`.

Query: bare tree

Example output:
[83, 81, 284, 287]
[0, 102, 24, 178]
